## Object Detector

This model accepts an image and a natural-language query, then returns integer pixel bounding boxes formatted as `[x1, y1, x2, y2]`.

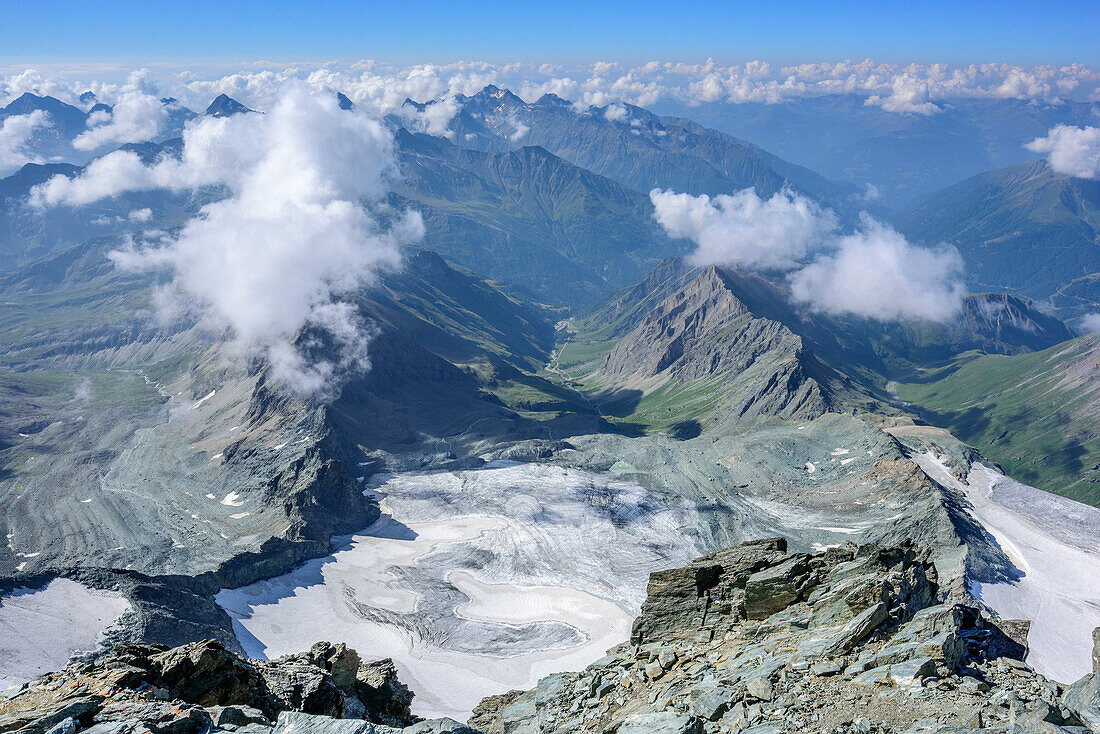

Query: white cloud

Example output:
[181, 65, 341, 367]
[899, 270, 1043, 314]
[1026, 125, 1100, 179]
[0, 109, 52, 175]
[603, 104, 628, 122]
[72, 70, 167, 151]
[788, 215, 965, 322]
[2, 60, 1097, 131]
[396, 96, 459, 138]
[650, 188, 838, 270]
[864, 74, 942, 115]
[652, 187, 965, 322]
[1080, 313, 1100, 333]
[39, 82, 420, 397]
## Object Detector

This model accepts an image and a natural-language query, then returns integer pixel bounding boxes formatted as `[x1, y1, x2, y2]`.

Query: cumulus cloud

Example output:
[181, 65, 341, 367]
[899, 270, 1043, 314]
[1025, 125, 1100, 179]
[864, 74, 942, 115]
[0, 110, 52, 175]
[2, 60, 1097, 130]
[651, 188, 838, 270]
[652, 187, 964, 322]
[1079, 313, 1100, 333]
[788, 215, 965, 322]
[603, 103, 628, 122]
[397, 96, 459, 137]
[38, 82, 421, 397]
[72, 70, 167, 151]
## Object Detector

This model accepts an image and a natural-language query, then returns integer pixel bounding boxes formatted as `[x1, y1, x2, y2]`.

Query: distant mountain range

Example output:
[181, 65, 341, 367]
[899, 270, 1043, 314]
[652, 94, 1100, 207]
[553, 257, 1071, 436]
[433, 86, 863, 214]
[894, 160, 1100, 319]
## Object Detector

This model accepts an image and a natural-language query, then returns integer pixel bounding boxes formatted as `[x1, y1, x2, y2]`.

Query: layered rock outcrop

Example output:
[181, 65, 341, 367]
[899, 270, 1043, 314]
[469, 540, 1093, 733]
[0, 640, 427, 734]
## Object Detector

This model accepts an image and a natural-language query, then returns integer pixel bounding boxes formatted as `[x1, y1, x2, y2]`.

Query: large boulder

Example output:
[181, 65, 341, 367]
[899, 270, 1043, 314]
[152, 639, 265, 709]
[259, 659, 346, 718]
[271, 711, 400, 734]
[630, 538, 791, 644]
[355, 659, 416, 728]
[1064, 671, 1100, 729]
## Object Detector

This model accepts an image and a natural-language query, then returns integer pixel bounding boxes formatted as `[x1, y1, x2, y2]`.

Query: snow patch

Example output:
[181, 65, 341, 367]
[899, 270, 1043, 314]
[190, 390, 216, 410]
[914, 452, 1100, 683]
[0, 579, 131, 689]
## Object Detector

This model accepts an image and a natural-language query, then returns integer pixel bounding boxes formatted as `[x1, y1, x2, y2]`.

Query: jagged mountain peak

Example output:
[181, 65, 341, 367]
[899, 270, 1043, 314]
[2, 91, 81, 118]
[205, 93, 252, 117]
[533, 93, 572, 109]
[598, 264, 838, 424]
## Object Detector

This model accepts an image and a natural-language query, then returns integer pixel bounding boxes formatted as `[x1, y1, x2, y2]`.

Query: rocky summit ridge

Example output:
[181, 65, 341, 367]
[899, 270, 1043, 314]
[469, 539, 1100, 734]
[12, 540, 1100, 734]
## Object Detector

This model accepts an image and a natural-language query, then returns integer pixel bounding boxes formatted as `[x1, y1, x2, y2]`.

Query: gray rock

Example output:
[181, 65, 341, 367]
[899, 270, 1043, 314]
[401, 718, 479, 734]
[745, 676, 774, 702]
[206, 704, 271, 728]
[809, 661, 842, 676]
[236, 725, 277, 734]
[355, 659, 416, 728]
[615, 711, 703, 734]
[309, 643, 361, 691]
[889, 657, 937, 688]
[93, 700, 213, 734]
[824, 602, 888, 656]
[689, 686, 737, 721]
[43, 717, 76, 734]
[743, 555, 808, 619]
[1063, 671, 1100, 728]
[658, 648, 677, 670]
[272, 711, 401, 734]
[741, 725, 784, 734]
[260, 661, 345, 717]
[0, 696, 103, 734]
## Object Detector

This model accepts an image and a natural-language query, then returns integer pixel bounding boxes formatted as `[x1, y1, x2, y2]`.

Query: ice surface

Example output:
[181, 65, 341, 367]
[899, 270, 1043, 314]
[0, 578, 131, 689]
[217, 463, 698, 720]
[914, 452, 1100, 683]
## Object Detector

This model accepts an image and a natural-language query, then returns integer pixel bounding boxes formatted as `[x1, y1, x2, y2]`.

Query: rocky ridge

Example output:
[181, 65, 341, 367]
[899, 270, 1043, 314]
[468, 539, 1100, 733]
[0, 639, 468, 734]
[596, 267, 854, 424]
[10, 539, 1100, 733]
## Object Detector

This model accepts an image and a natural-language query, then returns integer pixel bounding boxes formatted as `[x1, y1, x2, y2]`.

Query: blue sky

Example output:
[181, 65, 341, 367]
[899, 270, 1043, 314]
[2, 0, 1098, 65]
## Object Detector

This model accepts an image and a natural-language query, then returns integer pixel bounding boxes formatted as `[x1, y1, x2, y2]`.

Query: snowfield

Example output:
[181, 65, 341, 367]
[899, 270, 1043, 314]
[217, 462, 699, 719]
[0, 578, 132, 690]
[913, 452, 1100, 683]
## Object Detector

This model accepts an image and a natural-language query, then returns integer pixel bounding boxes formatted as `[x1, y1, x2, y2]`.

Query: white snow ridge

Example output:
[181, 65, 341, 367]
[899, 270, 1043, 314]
[914, 452, 1100, 683]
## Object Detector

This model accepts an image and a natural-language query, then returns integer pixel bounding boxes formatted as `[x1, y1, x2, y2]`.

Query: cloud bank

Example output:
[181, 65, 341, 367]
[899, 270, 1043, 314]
[0, 110, 52, 176]
[72, 71, 166, 151]
[2, 60, 1097, 135]
[1026, 125, 1100, 179]
[651, 189, 965, 322]
[651, 188, 837, 270]
[787, 215, 965, 322]
[37, 82, 421, 396]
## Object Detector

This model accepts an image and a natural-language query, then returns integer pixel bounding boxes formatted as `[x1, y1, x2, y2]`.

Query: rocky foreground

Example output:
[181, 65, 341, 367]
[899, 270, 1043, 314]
[469, 539, 1100, 733]
[7, 540, 1100, 733]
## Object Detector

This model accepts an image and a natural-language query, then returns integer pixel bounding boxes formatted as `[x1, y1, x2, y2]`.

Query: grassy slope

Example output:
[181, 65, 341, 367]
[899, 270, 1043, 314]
[895, 336, 1100, 505]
